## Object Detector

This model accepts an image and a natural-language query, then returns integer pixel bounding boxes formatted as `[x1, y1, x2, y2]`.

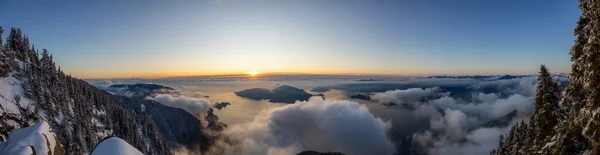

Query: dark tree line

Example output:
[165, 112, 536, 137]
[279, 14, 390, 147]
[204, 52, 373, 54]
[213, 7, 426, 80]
[0, 26, 170, 154]
[492, 0, 600, 154]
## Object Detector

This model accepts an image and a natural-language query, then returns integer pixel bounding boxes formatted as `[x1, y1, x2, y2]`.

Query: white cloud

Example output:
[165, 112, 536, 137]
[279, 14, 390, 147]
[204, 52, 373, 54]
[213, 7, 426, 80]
[469, 77, 537, 97]
[370, 77, 538, 155]
[423, 127, 509, 155]
[145, 94, 212, 114]
[370, 87, 447, 106]
[191, 92, 207, 98]
[475, 93, 499, 103]
[89, 80, 118, 89]
[211, 97, 395, 155]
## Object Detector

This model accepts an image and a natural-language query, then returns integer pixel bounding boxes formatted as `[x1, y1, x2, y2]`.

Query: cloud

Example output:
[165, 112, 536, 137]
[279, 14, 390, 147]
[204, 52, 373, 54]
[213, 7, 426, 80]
[210, 97, 395, 155]
[414, 127, 509, 155]
[370, 77, 538, 155]
[468, 77, 537, 97]
[370, 87, 448, 106]
[145, 94, 213, 114]
[89, 80, 118, 89]
[191, 92, 207, 98]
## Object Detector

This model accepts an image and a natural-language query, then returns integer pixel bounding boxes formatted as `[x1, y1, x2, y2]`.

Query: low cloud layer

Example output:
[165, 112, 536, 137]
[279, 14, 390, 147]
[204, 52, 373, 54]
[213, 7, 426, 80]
[370, 87, 448, 106]
[89, 80, 118, 89]
[211, 97, 395, 155]
[371, 77, 538, 155]
[146, 94, 213, 114]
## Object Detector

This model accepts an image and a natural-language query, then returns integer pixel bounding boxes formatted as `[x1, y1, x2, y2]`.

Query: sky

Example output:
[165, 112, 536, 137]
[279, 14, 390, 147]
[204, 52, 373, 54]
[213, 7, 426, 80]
[0, 0, 581, 79]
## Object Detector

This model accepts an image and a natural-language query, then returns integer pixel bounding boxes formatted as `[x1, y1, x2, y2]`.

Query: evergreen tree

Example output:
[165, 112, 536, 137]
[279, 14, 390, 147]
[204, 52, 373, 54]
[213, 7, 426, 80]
[507, 124, 518, 155]
[525, 115, 536, 153]
[555, 0, 600, 154]
[518, 121, 529, 154]
[532, 65, 562, 151]
[579, 0, 600, 152]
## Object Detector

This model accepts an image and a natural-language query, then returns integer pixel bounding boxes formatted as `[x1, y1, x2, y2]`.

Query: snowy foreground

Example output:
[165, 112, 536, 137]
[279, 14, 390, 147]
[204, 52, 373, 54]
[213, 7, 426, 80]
[91, 137, 143, 155]
[0, 121, 141, 155]
[0, 121, 61, 155]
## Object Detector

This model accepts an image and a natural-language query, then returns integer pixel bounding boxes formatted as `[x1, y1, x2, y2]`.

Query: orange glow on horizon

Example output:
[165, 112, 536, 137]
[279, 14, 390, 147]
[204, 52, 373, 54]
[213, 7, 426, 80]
[246, 70, 260, 76]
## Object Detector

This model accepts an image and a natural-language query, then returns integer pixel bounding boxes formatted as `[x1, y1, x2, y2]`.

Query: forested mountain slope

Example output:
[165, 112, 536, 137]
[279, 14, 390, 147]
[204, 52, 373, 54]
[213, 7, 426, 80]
[0, 26, 182, 154]
[105, 83, 227, 150]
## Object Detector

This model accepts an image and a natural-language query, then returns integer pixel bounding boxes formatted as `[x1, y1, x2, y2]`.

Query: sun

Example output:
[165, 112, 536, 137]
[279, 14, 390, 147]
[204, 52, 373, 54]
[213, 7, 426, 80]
[246, 70, 260, 76]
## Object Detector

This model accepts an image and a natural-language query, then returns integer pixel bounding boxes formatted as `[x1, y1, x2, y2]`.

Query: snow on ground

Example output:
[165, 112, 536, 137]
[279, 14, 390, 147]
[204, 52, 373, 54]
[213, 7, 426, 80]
[91, 137, 143, 155]
[0, 76, 29, 117]
[0, 121, 60, 155]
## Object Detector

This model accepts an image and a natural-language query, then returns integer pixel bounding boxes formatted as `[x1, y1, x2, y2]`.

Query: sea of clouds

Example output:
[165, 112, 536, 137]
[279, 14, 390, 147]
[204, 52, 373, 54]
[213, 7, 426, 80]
[369, 77, 539, 155]
[88, 75, 566, 155]
[209, 97, 395, 155]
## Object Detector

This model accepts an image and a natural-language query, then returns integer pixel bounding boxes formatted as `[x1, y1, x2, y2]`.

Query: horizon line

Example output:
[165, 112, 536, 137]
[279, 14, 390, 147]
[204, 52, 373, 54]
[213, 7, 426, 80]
[82, 72, 555, 80]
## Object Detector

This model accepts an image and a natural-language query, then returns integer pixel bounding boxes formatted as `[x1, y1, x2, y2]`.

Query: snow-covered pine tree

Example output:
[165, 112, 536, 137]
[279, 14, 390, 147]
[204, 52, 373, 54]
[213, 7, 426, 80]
[580, 0, 600, 153]
[525, 115, 536, 153]
[532, 65, 562, 152]
[508, 124, 520, 154]
[554, 0, 600, 154]
[518, 121, 529, 155]
[492, 65, 563, 155]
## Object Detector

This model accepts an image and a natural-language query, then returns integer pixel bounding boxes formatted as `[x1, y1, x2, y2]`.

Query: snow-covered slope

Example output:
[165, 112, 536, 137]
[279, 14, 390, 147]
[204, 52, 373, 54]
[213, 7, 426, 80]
[0, 27, 171, 154]
[0, 121, 64, 155]
[0, 61, 37, 141]
[91, 137, 143, 155]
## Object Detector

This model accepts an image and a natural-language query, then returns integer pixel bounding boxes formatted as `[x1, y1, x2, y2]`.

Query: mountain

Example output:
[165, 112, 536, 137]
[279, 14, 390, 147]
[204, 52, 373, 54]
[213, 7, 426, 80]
[106, 83, 180, 98]
[0, 27, 221, 155]
[350, 94, 371, 100]
[103, 83, 227, 149]
[235, 85, 315, 103]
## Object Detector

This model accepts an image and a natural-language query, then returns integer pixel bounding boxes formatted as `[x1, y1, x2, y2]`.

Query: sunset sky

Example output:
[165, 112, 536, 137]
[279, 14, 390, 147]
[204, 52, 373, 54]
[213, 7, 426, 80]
[0, 0, 580, 79]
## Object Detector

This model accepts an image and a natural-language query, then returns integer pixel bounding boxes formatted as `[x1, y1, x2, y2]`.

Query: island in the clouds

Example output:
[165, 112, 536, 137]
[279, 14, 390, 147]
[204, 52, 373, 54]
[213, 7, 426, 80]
[350, 94, 371, 100]
[310, 87, 331, 92]
[213, 102, 231, 110]
[235, 85, 315, 103]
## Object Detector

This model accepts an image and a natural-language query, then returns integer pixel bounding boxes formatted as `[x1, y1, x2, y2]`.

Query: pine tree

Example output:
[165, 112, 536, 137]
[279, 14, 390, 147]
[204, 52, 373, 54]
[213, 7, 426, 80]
[579, 0, 600, 152]
[532, 65, 562, 151]
[509, 124, 520, 155]
[555, 0, 600, 154]
[525, 115, 536, 153]
[518, 121, 529, 154]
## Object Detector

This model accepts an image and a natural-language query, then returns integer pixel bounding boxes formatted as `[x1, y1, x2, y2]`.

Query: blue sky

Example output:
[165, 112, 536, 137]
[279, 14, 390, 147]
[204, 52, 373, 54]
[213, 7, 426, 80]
[0, 0, 580, 78]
